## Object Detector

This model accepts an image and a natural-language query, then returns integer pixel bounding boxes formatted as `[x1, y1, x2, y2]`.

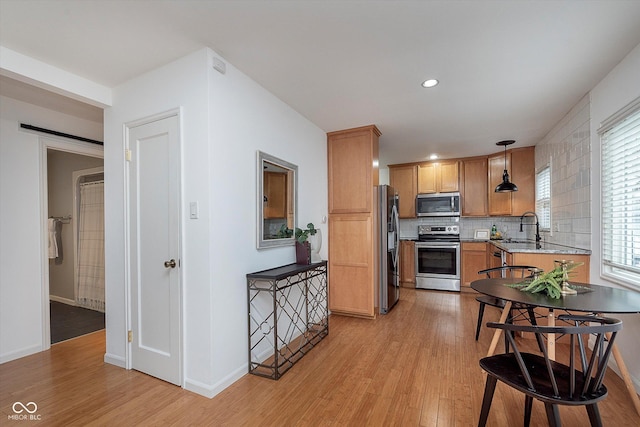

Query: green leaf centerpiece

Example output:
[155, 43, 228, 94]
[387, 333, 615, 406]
[507, 261, 584, 299]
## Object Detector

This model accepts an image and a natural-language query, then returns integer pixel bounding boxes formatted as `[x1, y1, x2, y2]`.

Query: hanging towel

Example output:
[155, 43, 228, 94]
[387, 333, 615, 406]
[48, 218, 58, 259]
[54, 219, 63, 264]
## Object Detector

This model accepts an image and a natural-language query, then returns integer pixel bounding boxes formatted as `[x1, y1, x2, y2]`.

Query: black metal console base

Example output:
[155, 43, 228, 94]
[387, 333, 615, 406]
[247, 261, 328, 379]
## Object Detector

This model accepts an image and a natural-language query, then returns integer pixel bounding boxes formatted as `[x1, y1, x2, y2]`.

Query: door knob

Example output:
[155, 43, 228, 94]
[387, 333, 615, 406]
[164, 259, 176, 268]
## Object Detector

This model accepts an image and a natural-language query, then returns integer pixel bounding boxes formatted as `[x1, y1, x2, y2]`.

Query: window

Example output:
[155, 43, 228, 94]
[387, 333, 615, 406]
[536, 165, 551, 231]
[600, 97, 640, 288]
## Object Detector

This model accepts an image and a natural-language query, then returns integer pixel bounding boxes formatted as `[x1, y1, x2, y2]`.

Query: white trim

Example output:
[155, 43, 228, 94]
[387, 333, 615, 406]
[184, 365, 247, 399]
[123, 108, 184, 384]
[49, 295, 76, 306]
[39, 136, 104, 354]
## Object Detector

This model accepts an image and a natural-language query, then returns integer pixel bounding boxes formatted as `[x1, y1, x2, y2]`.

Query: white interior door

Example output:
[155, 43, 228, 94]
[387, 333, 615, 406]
[128, 114, 181, 385]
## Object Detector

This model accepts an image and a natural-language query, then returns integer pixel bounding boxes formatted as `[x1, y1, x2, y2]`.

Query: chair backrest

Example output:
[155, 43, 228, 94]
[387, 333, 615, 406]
[486, 314, 622, 400]
[478, 265, 537, 279]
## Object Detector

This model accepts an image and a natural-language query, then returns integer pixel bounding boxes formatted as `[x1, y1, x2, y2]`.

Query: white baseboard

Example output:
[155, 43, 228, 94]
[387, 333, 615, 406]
[184, 364, 247, 399]
[49, 295, 76, 306]
[104, 352, 126, 368]
[0, 344, 42, 364]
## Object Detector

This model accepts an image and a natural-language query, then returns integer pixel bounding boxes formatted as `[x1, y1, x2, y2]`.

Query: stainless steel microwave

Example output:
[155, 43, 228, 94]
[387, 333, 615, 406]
[416, 192, 460, 217]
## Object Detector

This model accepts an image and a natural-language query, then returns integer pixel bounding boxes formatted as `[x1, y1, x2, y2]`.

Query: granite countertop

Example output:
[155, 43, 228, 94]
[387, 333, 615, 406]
[484, 239, 591, 255]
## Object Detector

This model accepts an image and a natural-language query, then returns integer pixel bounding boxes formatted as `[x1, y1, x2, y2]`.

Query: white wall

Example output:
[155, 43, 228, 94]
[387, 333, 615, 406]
[590, 42, 640, 391]
[0, 95, 103, 363]
[103, 48, 327, 397]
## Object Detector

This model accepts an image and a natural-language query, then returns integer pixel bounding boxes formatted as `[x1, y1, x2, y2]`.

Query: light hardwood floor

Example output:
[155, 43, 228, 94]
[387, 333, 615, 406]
[2, 289, 639, 426]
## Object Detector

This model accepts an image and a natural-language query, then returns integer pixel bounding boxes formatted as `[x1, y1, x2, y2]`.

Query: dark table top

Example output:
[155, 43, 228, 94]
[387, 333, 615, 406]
[471, 278, 640, 314]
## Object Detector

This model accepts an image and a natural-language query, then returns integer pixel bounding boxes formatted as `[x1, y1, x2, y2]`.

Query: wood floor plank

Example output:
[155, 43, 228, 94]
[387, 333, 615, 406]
[2, 289, 639, 426]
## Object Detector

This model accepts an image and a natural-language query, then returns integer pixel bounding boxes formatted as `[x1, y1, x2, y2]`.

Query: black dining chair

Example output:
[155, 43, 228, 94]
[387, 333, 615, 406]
[475, 265, 538, 343]
[478, 314, 622, 427]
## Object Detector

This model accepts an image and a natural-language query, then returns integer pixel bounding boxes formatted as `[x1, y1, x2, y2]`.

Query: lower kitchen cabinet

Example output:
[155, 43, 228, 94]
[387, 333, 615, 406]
[400, 240, 415, 287]
[462, 242, 488, 289]
[328, 213, 376, 318]
[512, 253, 590, 283]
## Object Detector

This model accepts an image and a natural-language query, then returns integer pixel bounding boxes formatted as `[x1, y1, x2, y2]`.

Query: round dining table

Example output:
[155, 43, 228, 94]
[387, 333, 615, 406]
[472, 277, 640, 416]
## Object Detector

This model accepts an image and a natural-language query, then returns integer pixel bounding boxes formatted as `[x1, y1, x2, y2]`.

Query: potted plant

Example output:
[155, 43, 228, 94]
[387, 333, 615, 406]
[508, 261, 584, 299]
[295, 223, 317, 264]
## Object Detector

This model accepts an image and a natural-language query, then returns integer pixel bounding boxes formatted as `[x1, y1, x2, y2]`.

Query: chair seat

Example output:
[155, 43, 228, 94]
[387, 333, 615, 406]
[480, 353, 609, 406]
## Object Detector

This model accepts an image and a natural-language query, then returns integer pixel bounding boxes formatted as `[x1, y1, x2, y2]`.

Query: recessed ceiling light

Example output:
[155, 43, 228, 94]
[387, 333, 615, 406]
[421, 79, 439, 88]
[430, 154, 439, 160]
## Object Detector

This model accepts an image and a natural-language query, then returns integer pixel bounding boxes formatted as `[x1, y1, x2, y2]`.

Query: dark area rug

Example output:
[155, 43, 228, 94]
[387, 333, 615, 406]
[50, 301, 105, 344]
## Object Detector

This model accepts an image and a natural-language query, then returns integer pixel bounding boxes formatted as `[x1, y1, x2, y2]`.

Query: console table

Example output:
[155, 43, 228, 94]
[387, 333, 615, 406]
[247, 261, 328, 379]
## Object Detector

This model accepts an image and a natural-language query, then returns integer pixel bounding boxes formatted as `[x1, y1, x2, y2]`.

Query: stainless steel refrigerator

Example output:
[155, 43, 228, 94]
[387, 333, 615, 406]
[378, 185, 400, 314]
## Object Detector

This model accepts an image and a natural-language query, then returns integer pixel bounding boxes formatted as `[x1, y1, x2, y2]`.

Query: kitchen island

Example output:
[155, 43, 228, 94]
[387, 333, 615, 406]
[461, 239, 591, 289]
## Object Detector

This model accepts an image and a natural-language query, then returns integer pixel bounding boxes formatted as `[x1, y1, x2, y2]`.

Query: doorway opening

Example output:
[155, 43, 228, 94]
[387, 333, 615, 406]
[44, 144, 104, 345]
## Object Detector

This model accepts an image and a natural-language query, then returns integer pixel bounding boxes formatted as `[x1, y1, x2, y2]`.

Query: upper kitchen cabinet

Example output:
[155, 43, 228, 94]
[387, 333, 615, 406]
[417, 161, 459, 194]
[461, 157, 488, 216]
[389, 164, 417, 218]
[488, 151, 512, 215]
[328, 125, 380, 213]
[263, 171, 287, 218]
[488, 146, 535, 216]
[510, 147, 535, 215]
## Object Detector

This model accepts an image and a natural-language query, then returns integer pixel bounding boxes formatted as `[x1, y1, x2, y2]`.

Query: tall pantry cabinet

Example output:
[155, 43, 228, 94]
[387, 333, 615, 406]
[327, 125, 380, 318]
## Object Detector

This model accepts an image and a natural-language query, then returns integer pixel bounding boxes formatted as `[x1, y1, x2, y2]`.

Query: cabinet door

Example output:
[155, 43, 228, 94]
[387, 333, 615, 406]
[390, 165, 417, 218]
[439, 161, 459, 192]
[328, 126, 380, 213]
[328, 214, 375, 317]
[510, 147, 535, 215]
[488, 153, 512, 215]
[400, 240, 416, 285]
[461, 242, 488, 288]
[263, 171, 287, 218]
[461, 157, 488, 216]
[417, 163, 437, 194]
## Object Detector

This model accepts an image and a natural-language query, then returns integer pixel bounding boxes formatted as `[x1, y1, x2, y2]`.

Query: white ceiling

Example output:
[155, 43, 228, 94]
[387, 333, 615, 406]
[2, 0, 640, 165]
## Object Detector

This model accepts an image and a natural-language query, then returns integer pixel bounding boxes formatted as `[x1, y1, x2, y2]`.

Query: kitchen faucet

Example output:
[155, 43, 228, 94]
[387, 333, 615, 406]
[520, 211, 541, 242]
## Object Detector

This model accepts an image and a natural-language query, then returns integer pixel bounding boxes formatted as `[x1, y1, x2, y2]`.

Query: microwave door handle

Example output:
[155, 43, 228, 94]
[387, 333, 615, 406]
[451, 196, 454, 212]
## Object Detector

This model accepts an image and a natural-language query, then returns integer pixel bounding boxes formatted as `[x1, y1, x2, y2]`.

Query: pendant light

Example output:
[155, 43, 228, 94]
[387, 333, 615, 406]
[494, 140, 518, 192]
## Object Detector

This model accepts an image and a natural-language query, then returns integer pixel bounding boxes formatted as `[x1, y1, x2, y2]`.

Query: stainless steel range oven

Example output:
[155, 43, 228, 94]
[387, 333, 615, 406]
[415, 224, 460, 291]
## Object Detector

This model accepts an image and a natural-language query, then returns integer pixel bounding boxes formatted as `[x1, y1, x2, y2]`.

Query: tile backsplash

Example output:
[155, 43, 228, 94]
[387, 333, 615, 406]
[399, 216, 537, 241]
[534, 94, 591, 250]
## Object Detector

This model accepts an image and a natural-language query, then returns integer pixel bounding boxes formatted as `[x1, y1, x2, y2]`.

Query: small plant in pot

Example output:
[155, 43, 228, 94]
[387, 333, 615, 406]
[295, 223, 317, 264]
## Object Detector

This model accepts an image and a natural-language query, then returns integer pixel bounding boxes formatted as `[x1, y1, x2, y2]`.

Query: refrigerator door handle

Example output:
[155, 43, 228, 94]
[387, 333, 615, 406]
[391, 203, 400, 268]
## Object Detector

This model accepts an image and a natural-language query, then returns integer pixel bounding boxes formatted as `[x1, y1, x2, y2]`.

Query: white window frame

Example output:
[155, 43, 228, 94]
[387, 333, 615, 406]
[535, 163, 551, 232]
[599, 97, 640, 290]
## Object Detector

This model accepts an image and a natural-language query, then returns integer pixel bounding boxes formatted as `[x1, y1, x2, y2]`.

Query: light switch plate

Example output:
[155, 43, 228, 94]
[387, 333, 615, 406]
[189, 202, 198, 219]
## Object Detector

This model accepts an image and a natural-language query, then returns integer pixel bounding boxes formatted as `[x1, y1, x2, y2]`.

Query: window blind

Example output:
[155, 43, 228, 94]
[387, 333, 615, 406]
[600, 99, 640, 285]
[536, 166, 551, 231]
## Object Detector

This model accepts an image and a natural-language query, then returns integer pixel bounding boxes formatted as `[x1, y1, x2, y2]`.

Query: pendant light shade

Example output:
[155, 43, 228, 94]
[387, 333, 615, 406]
[494, 140, 518, 192]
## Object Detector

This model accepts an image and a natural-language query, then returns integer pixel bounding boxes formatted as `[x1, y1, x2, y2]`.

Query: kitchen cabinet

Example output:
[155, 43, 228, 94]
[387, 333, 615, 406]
[488, 152, 512, 215]
[461, 157, 488, 216]
[263, 171, 287, 218]
[510, 147, 535, 215]
[389, 165, 417, 218]
[488, 146, 535, 216]
[328, 125, 380, 213]
[417, 161, 459, 194]
[327, 125, 380, 318]
[511, 253, 590, 283]
[400, 240, 416, 286]
[461, 242, 488, 289]
[328, 213, 376, 317]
